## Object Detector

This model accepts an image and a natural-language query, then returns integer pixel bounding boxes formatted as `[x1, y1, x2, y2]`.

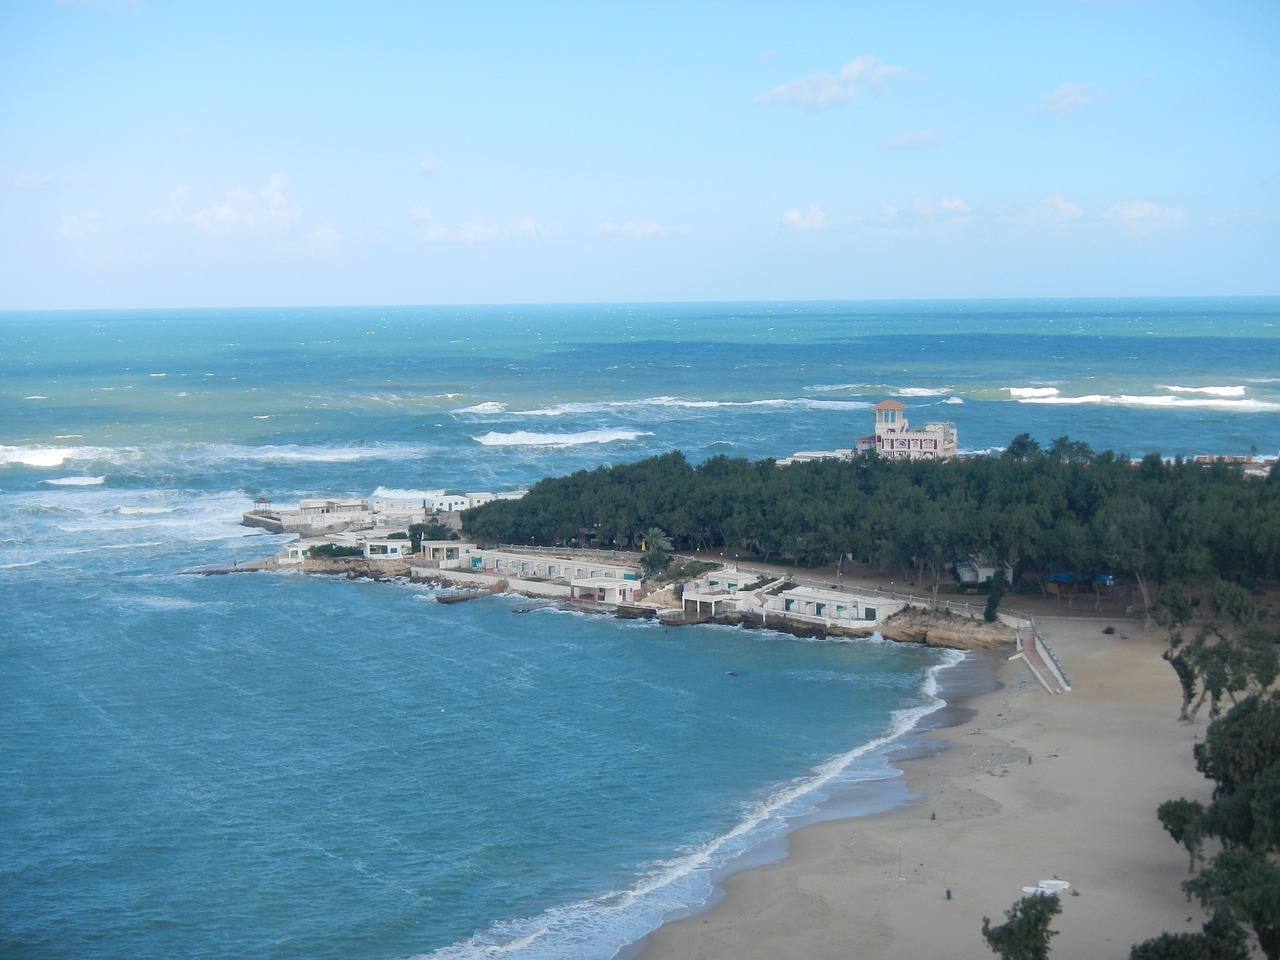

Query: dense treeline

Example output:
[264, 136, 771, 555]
[463, 438, 1280, 610]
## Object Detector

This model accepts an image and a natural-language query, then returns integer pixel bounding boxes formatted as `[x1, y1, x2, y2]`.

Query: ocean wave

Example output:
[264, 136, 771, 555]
[372, 486, 447, 500]
[1016, 394, 1280, 412]
[23, 395, 49, 400]
[1004, 386, 1060, 398]
[504, 396, 872, 416]
[802, 383, 866, 393]
[455, 401, 508, 414]
[418, 648, 965, 960]
[1158, 384, 1246, 397]
[940, 397, 964, 405]
[473, 429, 653, 447]
[895, 387, 951, 397]
[1, 442, 430, 469]
[112, 505, 178, 515]
[41, 476, 106, 486]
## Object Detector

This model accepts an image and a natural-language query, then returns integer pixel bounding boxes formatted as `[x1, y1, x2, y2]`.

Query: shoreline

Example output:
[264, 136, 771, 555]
[637, 616, 1213, 960]
[613, 646, 1001, 960]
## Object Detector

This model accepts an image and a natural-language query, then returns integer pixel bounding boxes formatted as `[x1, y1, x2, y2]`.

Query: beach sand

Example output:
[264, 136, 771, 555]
[641, 617, 1211, 960]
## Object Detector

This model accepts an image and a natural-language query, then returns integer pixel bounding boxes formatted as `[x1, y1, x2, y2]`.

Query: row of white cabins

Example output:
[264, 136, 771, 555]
[281, 526, 903, 630]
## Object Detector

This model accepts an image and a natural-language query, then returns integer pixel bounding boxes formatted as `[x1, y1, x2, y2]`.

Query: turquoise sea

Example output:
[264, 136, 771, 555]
[3, 298, 1279, 959]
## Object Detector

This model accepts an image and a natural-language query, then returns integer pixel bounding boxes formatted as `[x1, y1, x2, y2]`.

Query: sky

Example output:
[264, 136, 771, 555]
[1, 0, 1278, 309]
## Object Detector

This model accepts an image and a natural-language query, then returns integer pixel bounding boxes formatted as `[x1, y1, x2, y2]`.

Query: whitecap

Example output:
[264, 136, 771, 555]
[473, 429, 653, 447]
[895, 387, 951, 397]
[940, 397, 964, 405]
[23, 395, 49, 400]
[41, 476, 106, 486]
[507, 397, 872, 416]
[53, 435, 84, 440]
[455, 401, 508, 414]
[1016, 393, 1280, 412]
[1158, 384, 1246, 397]
[1, 446, 74, 467]
[372, 486, 448, 500]
[1004, 386, 1060, 398]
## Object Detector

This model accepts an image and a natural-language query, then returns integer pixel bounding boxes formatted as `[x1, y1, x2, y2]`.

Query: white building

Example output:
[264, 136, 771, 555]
[430, 494, 471, 513]
[680, 569, 903, 628]
[467, 549, 641, 584]
[570, 577, 642, 604]
[465, 492, 497, 508]
[419, 540, 477, 569]
[363, 538, 414, 561]
[859, 400, 957, 461]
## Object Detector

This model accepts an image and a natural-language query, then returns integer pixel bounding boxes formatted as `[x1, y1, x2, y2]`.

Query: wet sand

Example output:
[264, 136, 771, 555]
[640, 617, 1210, 960]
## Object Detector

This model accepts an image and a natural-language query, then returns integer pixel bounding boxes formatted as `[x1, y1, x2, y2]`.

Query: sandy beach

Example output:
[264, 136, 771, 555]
[641, 616, 1212, 960]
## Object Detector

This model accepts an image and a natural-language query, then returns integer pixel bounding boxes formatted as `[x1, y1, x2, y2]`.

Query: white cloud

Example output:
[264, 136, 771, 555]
[58, 211, 102, 239]
[154, 174, 301, 235]
[782, 205, 828, 230]
[308, 223, 341, 250]
[1012, 193, 1085, 228]
[598, 220, 687, 238]
[418, 156, 441, 175]
[1038, 81, 1106, 115]
[877, 197, 970, 226]
[1104, 200, 1185, 234]
[411, 206, 540, 243]
[757, 55, 903, 109]
[883, 128, 939, 149]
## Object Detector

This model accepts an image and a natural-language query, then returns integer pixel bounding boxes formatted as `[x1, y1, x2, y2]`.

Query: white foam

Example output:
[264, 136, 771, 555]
[896, 387, 951, 397]
[1004, 386, 1060, 398]
[418, 647, 966, 960]
[473, 429, 653, 447]
[53, 435, 84, 440]
[23, 395, 49, 400]
[802, 383, 866, 393]
[940, 396, 964, 405]
[1, 446, 75, 467]
[41, 476, 106, 486]
[1017, 393, 1280, 412]
[455, 401, 508, 414]
[113, 505, 178, 515]
[1158, 384, 1246, 397]
[507, 396, 872, 416]
[371, 486, 447, 500]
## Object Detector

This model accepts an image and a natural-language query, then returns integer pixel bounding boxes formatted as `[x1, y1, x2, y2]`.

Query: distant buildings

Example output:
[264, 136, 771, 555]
[858, 399, 958, 461]
[243, 489, 528, 534]
[778, 399, 958, 465]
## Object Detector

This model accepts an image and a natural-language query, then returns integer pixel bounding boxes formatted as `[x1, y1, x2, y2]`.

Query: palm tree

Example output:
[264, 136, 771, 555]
[641, 526, 673, 575]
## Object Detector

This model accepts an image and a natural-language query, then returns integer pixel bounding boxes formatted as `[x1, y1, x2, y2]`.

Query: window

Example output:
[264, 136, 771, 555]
[864, 607, 877, 620]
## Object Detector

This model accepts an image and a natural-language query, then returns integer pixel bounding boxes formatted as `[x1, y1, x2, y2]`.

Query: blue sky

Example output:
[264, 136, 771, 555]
[1, 0, 1277, 308]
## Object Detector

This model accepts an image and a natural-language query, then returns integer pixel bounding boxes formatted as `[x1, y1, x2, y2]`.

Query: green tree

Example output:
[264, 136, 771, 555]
[1184, 850, 1280, 960]
[984, 570, 1007, 623]
[641, 525, 673, 576]
[981, 893, 1062, 960]
[1129, 914, 1250, 960]
[1158, 798, 1206, 872]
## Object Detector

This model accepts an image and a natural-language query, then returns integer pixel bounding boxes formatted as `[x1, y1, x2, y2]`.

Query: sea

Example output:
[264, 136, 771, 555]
[2, 298, 1278, 960]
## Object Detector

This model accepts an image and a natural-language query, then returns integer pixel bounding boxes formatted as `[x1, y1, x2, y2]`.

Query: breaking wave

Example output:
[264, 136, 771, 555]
[1016, 394, 1280, 412]
[895, 387, 951, 397]
[455, 401, 508, 414]
[1159, 385, 1246, 397]
[418, 648, 964, 960]
[0, 442, 431, 470]
[41, 476, 106, 486]
[372, 487, 447, 500]
[1004, 386, 1060, 398]
[473, 429, 654, 447]
[504, 397, 872, 416]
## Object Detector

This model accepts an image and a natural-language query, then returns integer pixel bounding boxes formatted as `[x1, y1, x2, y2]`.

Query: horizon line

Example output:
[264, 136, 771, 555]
[3, 292, 1280, 316]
